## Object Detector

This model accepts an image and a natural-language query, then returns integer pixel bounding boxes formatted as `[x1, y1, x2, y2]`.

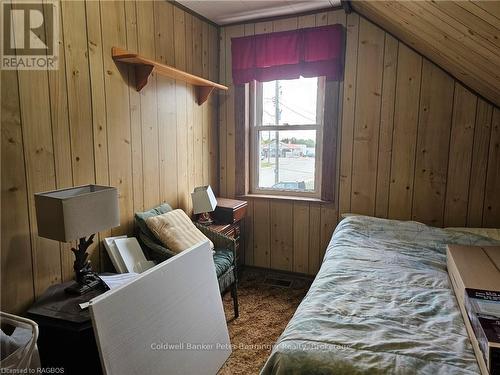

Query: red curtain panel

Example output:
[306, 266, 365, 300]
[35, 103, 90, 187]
[231, 24, 344, 84]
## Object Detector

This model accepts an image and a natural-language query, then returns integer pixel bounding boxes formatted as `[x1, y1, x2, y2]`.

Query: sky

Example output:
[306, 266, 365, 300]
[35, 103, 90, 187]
[261, 76, 319, 142]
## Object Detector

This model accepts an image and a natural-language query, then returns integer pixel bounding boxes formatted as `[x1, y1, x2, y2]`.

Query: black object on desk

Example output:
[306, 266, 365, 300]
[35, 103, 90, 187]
[27, 281, 106, 375]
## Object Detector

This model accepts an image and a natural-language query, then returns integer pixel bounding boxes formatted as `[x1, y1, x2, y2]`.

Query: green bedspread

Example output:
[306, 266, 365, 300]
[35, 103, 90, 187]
[261, 215, 499, 374]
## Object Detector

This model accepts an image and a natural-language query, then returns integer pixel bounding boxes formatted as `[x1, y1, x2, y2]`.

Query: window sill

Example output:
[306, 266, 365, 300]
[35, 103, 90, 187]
[238, 194, 334, 204]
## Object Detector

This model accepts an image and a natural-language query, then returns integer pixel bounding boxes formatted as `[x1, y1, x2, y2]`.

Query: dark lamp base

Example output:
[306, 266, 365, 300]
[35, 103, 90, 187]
[65, 272, 103, 295]
[197, 212, 213, 225]
[65, 234, 104, 295]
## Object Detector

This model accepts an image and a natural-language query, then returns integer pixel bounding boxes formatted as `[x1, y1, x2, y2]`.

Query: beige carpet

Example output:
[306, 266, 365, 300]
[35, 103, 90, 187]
[218, 269, 312, 374]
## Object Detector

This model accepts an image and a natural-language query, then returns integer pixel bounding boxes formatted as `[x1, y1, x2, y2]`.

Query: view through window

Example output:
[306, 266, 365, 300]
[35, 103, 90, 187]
[252, 77, 324, 196]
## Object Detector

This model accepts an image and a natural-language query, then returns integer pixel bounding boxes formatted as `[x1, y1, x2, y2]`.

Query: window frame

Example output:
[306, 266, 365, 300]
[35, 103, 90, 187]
[249, 77, 326, 199]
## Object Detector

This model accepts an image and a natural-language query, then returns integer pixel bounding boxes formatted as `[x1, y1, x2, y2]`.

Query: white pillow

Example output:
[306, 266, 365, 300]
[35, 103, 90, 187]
[146, 209, 214, 253]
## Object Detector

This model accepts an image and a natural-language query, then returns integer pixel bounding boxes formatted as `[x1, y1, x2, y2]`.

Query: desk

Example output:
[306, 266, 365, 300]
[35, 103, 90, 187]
[27, 281, 105, 375]
[210, 198, 248, 269]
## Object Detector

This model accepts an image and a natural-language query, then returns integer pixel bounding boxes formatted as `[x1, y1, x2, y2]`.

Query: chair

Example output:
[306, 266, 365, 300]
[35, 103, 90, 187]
[134, 204, 239, 318]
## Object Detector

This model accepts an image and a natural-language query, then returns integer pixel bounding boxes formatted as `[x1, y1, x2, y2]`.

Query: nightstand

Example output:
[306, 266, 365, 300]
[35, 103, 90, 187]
[27, 281, 106, 375]
[209, 198, 248, 269]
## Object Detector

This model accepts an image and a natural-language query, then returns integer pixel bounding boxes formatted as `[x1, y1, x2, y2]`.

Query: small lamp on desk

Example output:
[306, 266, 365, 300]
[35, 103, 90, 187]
[191, 185, 217, 225]
[34, 185, 120, 295]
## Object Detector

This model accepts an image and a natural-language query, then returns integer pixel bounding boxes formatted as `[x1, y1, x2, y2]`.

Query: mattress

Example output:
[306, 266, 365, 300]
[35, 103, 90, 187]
[261, 215, 500, 374]
[445, 227, 500, 242]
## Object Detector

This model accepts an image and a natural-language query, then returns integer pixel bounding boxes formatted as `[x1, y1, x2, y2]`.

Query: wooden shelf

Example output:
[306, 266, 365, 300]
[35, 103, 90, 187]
[112, 47, 228, 105]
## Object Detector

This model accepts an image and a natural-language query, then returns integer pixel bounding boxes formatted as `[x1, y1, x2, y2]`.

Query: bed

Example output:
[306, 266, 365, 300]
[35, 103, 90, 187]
[261, 215, 500, 374]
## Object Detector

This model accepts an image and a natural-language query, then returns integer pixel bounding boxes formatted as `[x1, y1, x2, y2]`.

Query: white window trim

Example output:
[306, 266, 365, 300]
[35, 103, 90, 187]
[249, 78, 326, 199]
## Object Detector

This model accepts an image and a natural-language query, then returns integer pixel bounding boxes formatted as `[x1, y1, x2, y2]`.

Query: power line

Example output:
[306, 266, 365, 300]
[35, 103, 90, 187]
[278, 98, 316, 117]
[263, 97, 315, 123]
[276, 99, 315, 123]
[263, 97, 316, 118]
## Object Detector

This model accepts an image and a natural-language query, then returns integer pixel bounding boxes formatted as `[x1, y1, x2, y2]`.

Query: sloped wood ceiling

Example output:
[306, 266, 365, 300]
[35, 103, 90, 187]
[351, 1, 500, 108]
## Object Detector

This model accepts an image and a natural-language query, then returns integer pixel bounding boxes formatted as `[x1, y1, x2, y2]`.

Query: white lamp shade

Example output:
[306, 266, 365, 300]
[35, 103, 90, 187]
[34, 185, 120, 242]
[191, 186, 217, 215]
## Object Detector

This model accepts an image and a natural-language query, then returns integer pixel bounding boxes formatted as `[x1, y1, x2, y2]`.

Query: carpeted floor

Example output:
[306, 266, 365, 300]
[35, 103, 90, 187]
[218, 268, 312, 375]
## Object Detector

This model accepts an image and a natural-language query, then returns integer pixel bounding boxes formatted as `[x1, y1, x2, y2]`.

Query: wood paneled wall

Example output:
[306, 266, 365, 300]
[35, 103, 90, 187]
[219, 10, 500, 275]
[1, 0, 219, 314]
[351, 1, 500, 109]
[2, 3, 500, 313]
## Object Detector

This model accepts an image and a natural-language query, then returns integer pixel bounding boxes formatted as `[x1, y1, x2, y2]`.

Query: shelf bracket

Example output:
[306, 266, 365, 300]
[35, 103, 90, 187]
[134, 64, 154, 92]
[196, 86, 215, 105]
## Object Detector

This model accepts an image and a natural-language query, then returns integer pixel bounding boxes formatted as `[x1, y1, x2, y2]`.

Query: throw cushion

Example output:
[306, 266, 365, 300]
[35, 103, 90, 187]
[212, 249, 234, 278]
[146, 209, 214, 253]
[135, 203, 173, 239]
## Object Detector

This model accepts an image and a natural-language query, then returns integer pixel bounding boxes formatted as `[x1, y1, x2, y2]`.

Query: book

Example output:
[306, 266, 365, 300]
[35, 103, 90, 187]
[465, 288, 500, 375]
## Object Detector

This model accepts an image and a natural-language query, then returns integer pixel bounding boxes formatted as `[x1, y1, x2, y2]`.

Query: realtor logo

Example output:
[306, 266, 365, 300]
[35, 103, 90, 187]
[1, 0, 59, 70]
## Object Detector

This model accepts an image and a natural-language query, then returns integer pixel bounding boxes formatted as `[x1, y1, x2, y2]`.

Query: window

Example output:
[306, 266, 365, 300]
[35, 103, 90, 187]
[250, 77, 325, 198]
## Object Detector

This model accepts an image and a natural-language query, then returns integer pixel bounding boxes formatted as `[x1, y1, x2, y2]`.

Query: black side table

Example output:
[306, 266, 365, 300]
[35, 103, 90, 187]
[27, 281, 106, 375]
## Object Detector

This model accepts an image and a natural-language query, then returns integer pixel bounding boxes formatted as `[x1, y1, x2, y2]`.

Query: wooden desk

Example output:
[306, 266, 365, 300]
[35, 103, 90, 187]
[213, 198, 247, 224]
[27, 281, 106, 375]
[209, 197, 248, 269]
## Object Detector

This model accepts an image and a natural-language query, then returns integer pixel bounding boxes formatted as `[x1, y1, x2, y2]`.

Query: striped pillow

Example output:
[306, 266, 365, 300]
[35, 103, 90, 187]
[146, 209, 214, 254]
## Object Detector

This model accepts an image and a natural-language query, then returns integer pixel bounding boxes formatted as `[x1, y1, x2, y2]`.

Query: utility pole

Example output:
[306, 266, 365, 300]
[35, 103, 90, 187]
[274, 80, 280, 185]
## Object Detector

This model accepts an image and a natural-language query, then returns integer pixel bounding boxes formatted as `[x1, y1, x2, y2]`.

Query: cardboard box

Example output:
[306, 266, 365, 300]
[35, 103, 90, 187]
[447, 245, 500, 375]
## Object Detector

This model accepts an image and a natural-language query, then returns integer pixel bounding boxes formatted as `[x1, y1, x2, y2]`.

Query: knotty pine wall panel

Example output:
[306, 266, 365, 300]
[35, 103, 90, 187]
[219, 9, 500, 276]
[351, 1, 500, 109]
[1, 0, 219, 314]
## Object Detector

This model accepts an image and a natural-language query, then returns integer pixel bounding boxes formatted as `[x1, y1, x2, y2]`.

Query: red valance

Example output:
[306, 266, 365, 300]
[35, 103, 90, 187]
[231, 24, 344, 84]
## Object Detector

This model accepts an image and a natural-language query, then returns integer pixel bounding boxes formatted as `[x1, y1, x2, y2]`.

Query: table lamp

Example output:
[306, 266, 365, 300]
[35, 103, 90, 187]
[191, 185, 217, 225]
[34, 185, 120, 295]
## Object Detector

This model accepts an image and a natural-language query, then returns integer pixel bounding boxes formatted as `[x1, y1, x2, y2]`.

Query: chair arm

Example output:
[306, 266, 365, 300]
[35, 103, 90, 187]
[137, 230, 176, 262]
[195, 223, 236, 257]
